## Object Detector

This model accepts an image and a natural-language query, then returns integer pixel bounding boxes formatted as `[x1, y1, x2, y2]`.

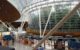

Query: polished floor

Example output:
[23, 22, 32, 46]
[13, 42, 52, 50]
[13, 42, 33, 50]
[12, 41, 68, 50]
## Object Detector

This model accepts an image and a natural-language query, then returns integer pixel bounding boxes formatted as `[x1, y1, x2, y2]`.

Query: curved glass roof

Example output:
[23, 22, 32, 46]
[8, 0, 80, 32]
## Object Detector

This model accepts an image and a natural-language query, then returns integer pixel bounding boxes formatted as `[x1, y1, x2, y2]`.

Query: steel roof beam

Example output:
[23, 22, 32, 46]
[33, 2, 80, 50]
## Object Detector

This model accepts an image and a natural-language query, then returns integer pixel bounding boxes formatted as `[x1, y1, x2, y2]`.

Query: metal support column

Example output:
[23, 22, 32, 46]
[33, 2, 80, 50]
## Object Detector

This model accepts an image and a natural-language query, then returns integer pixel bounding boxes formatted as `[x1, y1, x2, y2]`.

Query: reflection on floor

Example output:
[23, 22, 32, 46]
[13, 42, 33, 50]
[13, 42, 51, 50]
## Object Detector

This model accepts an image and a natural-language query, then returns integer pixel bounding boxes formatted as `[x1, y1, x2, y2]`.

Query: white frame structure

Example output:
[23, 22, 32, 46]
[33, 2, 80, 50]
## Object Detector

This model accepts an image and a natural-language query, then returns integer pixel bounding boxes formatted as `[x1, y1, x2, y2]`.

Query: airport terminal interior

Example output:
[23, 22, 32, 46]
[0, 0, 80, 50]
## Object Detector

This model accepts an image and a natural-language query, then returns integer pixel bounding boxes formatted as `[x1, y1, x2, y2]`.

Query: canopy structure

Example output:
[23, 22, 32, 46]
[5, 0, 80, 36]
[0, 0, 80, 50]
[11, 22, 28, 30]
[0, 0, 20, 22]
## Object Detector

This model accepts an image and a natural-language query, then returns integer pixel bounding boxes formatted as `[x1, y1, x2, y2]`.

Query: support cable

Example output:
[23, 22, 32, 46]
[39, 8, 42, 37]
[0, 20, 9, 29]
[42, 6, 54, 36]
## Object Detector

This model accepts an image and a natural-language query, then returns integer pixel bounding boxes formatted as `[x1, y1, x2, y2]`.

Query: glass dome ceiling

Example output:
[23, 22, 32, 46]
[8, 0, 80, 32]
